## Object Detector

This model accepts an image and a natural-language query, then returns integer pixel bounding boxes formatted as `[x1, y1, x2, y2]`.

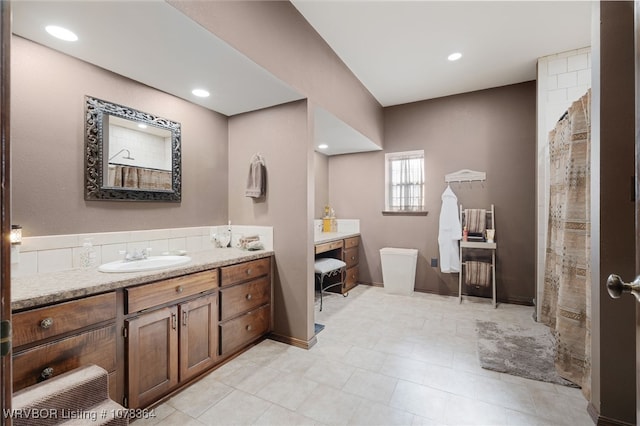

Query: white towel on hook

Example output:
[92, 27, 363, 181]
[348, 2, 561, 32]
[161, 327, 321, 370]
[245, 154, 266, 198]
[438, 185, 462, 273]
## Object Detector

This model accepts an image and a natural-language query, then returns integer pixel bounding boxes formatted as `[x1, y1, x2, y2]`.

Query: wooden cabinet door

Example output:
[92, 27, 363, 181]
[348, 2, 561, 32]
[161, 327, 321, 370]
[179, 293, 218, 381]
[126, 306, 178, 409]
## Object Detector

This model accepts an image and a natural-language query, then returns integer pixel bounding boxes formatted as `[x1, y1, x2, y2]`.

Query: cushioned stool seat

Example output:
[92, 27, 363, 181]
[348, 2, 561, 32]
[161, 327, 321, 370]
[12, 364, 128, 426]
[314, 258, 347, 311]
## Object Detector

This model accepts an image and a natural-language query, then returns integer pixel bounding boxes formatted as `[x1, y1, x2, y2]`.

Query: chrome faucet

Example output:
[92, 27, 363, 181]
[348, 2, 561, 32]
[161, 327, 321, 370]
[122, 248, 151, 262]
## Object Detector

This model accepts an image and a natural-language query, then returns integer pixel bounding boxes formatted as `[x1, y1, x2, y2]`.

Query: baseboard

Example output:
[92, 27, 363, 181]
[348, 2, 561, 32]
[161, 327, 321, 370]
[588, 402, 635, 426]
[268, 332, 317, 350]
[499, 296, 535, 306]
[588, 402, 599, 424]
[359, 282, 534, 306]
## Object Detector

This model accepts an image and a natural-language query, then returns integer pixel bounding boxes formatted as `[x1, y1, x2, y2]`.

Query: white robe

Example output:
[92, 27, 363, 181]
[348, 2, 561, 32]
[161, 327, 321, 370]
[438, 186, 462, 273]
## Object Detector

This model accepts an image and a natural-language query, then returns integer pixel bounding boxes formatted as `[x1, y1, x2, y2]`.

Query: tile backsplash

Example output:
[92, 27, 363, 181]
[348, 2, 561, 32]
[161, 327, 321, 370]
[13, 225, 273, 277]
[313, 219, 360, 235]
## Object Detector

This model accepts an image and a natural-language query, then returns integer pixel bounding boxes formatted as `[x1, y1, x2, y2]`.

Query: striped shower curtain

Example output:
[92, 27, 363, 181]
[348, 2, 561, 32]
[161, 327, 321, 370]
[541, 90, 591, 399]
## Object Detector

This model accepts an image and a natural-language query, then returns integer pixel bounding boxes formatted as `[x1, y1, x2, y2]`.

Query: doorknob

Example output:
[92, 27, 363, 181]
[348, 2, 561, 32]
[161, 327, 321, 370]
[607, 274, 640, 301]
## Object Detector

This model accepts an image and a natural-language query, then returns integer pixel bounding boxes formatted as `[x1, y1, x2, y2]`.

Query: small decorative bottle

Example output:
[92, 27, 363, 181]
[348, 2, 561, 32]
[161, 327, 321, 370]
[80, 238, 96, 268]
[462, 226, 468, 242]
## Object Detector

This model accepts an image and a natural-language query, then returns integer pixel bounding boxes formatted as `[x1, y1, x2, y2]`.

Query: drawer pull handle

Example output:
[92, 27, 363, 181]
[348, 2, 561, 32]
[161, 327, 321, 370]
[351, 256, 356, 260]
[40, 318, 53, 329]
[246, 294, 252, 300]
[40, 367, 54, 380]
[246, 324, 252, 331]
[246, 268, 252, 275]
[176, 286, 184, 293]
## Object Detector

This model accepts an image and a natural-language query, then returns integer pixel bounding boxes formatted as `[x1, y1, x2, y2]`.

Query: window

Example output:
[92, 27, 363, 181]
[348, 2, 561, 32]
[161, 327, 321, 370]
[384, 150, 425, 213]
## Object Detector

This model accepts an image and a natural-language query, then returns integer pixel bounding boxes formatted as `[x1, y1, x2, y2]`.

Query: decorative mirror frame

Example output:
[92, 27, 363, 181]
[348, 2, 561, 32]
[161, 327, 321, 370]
[84, 96, 182, 202]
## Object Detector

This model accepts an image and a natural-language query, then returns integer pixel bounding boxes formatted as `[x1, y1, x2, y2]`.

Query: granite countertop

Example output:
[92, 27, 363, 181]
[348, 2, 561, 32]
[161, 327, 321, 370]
[314, 231, 360, 244]
[11, 248, 274, 311]
[313, 232, 360, 244]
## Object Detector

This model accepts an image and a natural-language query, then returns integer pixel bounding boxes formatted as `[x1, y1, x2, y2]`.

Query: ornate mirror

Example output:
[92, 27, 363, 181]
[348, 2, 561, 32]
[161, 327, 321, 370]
[84, 96, 181, 201]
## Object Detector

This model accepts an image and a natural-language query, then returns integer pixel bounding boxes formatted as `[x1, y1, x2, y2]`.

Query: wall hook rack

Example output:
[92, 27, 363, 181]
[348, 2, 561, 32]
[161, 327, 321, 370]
[445, 169, 486, 183]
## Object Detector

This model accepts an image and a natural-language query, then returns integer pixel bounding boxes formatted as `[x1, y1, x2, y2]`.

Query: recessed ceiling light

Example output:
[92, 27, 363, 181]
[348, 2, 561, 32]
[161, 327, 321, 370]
[192, 88, 210, 98]
[45, 25, 78, 42]
[448, 52, 462, 61]
[137, 123, 147, 129]
[318, 144, 328, 150]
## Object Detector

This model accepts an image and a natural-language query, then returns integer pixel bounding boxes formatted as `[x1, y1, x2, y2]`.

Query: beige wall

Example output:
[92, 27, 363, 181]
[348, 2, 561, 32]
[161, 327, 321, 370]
[228, 100, 315, 343]
[168, 0, 384, 149]
[329, 82, 537, 304]
[11, 36, 228, 237]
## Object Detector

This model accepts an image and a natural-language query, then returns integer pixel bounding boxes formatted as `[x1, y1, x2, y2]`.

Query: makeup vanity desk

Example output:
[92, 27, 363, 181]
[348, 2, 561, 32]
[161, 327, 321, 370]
[314, 232, 361, 295]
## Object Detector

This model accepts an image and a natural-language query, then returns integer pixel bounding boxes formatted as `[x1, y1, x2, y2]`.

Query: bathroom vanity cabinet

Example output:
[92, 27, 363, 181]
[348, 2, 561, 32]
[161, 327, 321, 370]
[219, 258, 271, 356]
[343, 236, 360, 293]
[124, 270, 219, 409]
[11, 252, 273, 411]
[12, 292, 118, 397]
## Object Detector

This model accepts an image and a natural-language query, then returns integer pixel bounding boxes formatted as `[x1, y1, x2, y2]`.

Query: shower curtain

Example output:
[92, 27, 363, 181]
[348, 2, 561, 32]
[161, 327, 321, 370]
[106, 165, 171, 190]
[541, 89, 591, 399]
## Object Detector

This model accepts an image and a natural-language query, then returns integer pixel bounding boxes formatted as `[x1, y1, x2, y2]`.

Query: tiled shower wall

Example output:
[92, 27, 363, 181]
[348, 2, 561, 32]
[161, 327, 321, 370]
[12, 225, 273, 277]
[536, 47, 591, 319]
[109, 124, 172, 171]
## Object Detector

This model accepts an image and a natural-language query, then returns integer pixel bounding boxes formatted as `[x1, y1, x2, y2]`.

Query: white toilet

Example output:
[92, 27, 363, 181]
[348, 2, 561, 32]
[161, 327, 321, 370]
[380, 247, 418, 295]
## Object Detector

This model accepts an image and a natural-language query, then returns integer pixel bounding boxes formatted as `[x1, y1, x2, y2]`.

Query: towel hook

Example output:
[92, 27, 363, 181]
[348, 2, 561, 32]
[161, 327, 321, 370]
[251, 152, 265, 164]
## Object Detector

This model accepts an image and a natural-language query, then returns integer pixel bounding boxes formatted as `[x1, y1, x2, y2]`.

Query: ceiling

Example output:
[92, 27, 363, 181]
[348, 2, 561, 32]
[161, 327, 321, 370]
[11, 1, 303, 117]
[292, 1, 592, 107]
[11, 1, 593, 155]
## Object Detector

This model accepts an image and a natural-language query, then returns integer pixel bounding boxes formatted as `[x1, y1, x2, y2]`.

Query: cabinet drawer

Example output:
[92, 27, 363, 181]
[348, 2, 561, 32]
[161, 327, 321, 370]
[220, 258, 270, 287]
[126, 269, 218, 313]
[345, 266, 359, 288]
[315, 240, 343, 254]
[344, 236, 360, 249]
[220, 276, 270, 321]
[344, 246, 359, 269]
[13, 292, 116, 348]
[220, 304, 270, 356]
[13, 324, 116, 392]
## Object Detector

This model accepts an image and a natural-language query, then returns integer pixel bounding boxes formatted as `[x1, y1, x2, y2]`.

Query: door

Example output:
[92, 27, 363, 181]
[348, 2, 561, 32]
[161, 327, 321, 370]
[606, 2, 640, 423]
[179, 293, 218, 381]
[125, 306, 178, 409]
[0, 2, 11, 424]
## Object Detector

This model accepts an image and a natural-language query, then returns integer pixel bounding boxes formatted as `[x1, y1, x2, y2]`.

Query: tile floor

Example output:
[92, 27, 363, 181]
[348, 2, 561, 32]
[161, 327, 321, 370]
[136, 285, 593, 425]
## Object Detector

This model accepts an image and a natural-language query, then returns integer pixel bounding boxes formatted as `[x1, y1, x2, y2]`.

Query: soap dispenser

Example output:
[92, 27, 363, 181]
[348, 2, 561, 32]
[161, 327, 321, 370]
[80, 238, 96, 268]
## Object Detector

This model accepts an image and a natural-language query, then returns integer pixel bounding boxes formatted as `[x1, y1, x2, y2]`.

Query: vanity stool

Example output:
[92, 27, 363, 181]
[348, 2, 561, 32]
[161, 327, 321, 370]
[12, 364, 128, 426]
[314, 257, 347, 311]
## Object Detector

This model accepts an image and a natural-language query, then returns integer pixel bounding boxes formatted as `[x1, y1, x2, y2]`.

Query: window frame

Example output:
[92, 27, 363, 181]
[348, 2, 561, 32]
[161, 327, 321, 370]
[383, 150, 428, 215]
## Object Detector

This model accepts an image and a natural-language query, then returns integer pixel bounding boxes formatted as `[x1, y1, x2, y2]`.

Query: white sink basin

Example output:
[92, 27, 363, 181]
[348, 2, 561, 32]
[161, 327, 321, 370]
[98, 255, 191, 273]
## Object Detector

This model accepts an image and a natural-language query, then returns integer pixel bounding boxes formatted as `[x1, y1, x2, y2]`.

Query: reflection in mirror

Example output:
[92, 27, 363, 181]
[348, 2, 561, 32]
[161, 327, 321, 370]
[85, 96, 181, 202]
[104, 115, 172, 191]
